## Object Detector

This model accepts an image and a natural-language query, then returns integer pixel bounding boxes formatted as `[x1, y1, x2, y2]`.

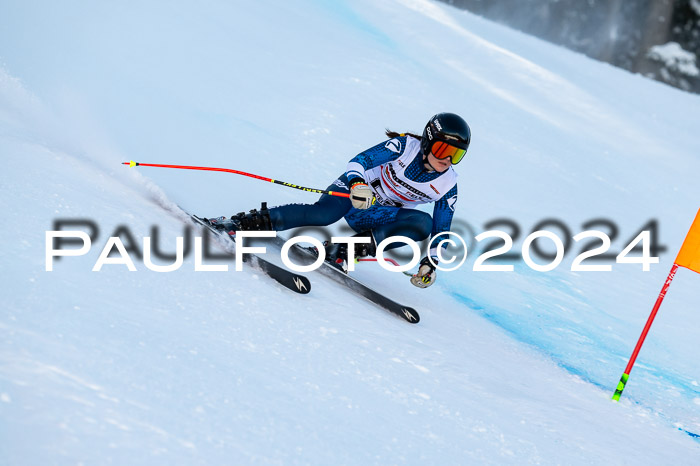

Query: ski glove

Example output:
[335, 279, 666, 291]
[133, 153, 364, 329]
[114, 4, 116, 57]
[410, 256, 437, 288]
[349, 179, 373, 210]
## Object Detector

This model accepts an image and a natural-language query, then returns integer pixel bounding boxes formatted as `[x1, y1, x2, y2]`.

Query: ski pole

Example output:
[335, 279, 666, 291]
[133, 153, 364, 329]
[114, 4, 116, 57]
[122, 161, 351, 198]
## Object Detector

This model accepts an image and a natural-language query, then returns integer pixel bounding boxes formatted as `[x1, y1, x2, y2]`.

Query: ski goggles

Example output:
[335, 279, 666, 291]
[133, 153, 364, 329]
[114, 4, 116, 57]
[431, 140, 467, 164]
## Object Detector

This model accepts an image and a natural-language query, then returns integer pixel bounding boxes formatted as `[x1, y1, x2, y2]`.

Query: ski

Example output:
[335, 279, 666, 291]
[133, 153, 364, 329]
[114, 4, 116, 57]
[180, 210, 417, 322]
[277, 238, 420, 323]
[186, 214, 311, 295]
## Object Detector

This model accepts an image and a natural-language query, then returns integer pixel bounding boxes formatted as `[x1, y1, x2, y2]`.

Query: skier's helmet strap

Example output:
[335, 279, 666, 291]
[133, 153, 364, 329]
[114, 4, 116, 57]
[421, 113, 471, 164]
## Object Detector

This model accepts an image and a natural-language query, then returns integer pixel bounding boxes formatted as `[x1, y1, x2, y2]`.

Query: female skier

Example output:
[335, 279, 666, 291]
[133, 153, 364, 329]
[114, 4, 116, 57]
[206, 112, 470, 289]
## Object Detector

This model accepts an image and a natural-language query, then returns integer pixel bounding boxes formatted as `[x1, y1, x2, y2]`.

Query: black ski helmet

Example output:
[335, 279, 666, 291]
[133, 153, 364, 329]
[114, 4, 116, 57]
[421, 113, 471, 162]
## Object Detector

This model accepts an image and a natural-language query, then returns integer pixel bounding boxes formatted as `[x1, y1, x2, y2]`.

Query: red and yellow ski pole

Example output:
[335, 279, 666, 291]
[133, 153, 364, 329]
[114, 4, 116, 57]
[122, 161, 351, 198]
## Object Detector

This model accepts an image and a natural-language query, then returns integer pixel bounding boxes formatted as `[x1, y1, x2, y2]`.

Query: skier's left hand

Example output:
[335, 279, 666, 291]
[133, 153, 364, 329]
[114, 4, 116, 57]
[410, 256, 437, 288]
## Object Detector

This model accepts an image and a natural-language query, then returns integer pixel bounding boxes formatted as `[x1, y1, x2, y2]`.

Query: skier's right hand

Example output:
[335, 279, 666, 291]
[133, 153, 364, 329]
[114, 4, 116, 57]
[410, 256, 437, 288]
[349, 179, 373, 210]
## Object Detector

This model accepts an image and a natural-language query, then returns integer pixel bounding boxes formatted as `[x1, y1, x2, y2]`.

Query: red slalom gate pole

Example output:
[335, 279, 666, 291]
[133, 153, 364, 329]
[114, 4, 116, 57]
[612, 263, 679, 401]
[123, 161, 351, 198]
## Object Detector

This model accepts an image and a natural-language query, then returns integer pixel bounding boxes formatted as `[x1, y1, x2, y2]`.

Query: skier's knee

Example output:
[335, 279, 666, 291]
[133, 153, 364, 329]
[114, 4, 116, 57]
[403, 211, 432, 241]
[416, 213, 433, 239]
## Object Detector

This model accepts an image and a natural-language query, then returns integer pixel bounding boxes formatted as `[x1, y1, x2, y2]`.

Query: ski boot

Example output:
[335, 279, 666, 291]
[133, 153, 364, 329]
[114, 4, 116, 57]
[231, 202, 274, 231]
[204, 202, 273, 235]
[325, 230, 376, 272]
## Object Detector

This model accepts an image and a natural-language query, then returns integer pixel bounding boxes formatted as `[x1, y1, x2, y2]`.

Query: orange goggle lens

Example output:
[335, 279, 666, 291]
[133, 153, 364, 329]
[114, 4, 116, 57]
[431, 140, 467, 164]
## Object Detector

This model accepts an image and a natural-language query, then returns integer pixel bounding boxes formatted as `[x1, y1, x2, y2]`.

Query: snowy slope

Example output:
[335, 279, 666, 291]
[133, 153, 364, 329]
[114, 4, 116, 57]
[2, 0, 700, 464]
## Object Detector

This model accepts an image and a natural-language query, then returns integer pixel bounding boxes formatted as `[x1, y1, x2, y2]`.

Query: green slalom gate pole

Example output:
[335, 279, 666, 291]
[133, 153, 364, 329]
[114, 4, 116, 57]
[612, 263, 679, 401]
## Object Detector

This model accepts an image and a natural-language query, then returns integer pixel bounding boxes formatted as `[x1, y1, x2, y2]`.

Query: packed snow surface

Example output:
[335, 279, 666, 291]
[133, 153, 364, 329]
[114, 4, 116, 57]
[2, 0, 700, 464]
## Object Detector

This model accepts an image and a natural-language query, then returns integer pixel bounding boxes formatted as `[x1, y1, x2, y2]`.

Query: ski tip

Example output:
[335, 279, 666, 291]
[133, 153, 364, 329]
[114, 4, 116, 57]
[292, 276, 311, 294]
[401, 307, 420, 323]
[123, 160, 138, 167]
